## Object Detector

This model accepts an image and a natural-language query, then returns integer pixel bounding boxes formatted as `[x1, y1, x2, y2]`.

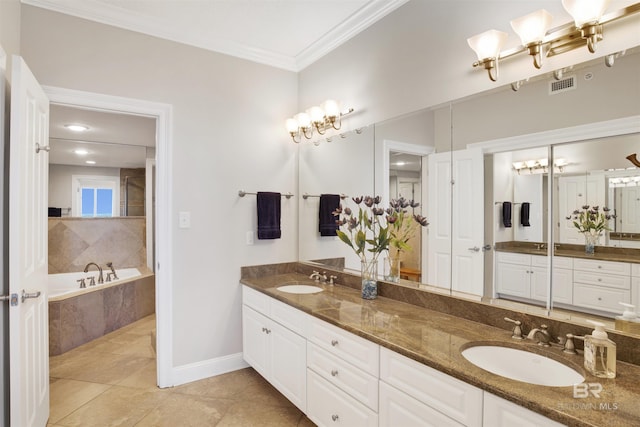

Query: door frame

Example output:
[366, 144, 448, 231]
[43, 86, 174, 387]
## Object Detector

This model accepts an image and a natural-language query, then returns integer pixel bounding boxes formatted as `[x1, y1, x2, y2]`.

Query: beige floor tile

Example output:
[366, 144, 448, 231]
[134, 393, 235, 427]
[54, 352, 151, 384]
[115, 359, 157, 390]
[55, 385, 167, 427]
[216, 400, 305, 427]
[49, 379, 112, 424]
[237, 373, 301, 408]
[298, 415, 316, 427]
[173, 367, 262, 399]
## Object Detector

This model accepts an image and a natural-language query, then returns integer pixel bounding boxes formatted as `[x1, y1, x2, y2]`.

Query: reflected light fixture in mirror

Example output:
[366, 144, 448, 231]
[64, 124, 89, 132]
[468, 1, 640, 81]
[286, 100, 355, 143]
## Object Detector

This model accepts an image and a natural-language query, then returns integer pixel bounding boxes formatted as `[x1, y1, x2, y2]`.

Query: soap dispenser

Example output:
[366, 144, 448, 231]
[615, 302, 640, 334]
[583, 320, 616, 379]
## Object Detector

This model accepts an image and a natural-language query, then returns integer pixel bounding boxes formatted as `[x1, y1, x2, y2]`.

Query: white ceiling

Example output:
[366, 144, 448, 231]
[22, 0, 410, 71]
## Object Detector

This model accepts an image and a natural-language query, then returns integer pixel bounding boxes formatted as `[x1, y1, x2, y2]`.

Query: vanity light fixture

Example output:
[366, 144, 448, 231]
[65, 124, 90, 132]
[285, 100, 354, 143]
[512, 158, 568, 174]
[468, 1, 640, 82]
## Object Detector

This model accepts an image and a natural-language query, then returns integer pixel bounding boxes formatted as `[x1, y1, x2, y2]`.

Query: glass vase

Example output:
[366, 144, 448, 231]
[383, 255, 401, 283]
[361, 260, 378, 300]
[584, 231, 600, 255]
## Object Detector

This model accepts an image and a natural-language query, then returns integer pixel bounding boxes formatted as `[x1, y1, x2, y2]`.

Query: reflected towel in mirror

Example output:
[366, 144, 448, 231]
[520, 202, 530, 227]
[502, 201, 512, 228]
[319, 194, 341, 236]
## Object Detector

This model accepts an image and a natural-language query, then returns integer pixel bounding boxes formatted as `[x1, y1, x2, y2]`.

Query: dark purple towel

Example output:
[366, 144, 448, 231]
[521, 202, 530, 227]
[257, 192, 281, 239]
[502, 201, 512, 228]
[319, 194, 341, 236]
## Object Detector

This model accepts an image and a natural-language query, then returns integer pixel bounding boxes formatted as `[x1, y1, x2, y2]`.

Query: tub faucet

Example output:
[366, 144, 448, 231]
[84, 262, 104, 284]
[527, 324, 552, 347]
[105, 262, 118, 280]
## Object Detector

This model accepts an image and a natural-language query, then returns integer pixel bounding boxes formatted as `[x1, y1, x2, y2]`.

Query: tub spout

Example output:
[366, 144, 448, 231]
[106, 262, 118, 280]
[83, 262, 104, 284]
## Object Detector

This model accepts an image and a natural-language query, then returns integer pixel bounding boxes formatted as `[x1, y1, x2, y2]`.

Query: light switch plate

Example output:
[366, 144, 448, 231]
[179, 211, 191, 228]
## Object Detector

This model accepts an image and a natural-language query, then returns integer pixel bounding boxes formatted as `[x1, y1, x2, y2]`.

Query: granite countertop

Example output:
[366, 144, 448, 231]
[495, 242, 640, 264]
[241, 273, 640, 427]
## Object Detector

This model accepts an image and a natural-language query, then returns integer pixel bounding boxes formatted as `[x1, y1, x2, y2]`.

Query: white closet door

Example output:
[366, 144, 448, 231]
[428, 151, 452, 289]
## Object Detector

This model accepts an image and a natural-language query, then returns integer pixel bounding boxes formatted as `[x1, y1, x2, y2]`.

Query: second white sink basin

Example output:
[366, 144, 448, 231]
[276, 284, 323, 294]
[461, 345, 584, 387]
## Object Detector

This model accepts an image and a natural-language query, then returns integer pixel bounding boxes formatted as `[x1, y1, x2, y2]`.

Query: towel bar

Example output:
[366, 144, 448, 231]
[238, 190, 293, 199]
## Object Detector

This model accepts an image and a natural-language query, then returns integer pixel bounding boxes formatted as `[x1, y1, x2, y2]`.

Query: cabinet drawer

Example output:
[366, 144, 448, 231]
[552, 256, 573, 269]
[632, 263, 640, 278]
[307, 342, 378, 411]
[309, 318, 379, 377]
[242, 285, 269, 315]
[307, 369, 378, 427]
[379, 382, 464, 427]
[379, 347, 483, 427]
[573, 283, 631, 313]
[530, 255, 548, 268]
[496, 252, 530, 266]
[271, 297, 308, 336]
[484, 393, 564, 427]
[574, 271, 630, 290]
[573, 258, 631, 276]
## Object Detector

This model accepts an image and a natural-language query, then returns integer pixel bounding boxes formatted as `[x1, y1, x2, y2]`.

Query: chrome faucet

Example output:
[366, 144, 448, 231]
[84, 262, 104, 284]
[105, 261, 118, 280]
[527, 324, 552, 347]
[309, 271, 322, 282]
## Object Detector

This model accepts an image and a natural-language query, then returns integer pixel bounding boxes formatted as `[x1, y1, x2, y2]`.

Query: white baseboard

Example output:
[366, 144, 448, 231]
[170, 352, 249, 387]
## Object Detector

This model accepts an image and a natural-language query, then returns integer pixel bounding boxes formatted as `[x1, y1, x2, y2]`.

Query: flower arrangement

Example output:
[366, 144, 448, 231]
[566, 205, 615, 234]
[332, 196, 390, 265]
[386, 197, 429, 258]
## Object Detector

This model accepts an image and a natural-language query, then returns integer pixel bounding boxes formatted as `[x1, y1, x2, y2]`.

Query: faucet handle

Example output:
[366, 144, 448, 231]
[562, 333, 579, 354]
[77, 278, 86, 289]
[329, 275, 338, 285]
[87, 276, 96, 286]
[504, 317, 524, 340]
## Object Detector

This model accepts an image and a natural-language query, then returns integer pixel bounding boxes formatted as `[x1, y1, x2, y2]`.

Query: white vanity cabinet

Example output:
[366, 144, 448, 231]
[242, 286, 308, 412]
[483, 393, 565, 427]
[379, 347, 483, 427]
[306, 317, 380, 426]
[573, 258, 631, 313]
[495, 253, 572, 304]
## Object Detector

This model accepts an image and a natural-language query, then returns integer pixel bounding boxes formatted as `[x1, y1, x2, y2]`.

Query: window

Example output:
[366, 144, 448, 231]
[72, 175, 120, 217]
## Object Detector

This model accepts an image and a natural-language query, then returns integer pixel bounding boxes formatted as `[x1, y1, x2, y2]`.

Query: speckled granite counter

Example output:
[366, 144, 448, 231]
[495, 241, 640, 264]
[241, 269, 640, 427]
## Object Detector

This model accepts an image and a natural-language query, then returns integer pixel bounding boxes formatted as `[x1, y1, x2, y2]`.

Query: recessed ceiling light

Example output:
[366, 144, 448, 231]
[65, 124, 89, 132]
[85, 160, 96, 165]
[74, 149, 88, 155]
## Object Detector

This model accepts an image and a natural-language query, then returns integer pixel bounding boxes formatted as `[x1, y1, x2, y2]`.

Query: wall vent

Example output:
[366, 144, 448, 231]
[549, 75, 576, 95]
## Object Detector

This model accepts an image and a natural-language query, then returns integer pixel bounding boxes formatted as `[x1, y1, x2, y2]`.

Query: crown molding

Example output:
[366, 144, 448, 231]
[22, 0, 408, 72]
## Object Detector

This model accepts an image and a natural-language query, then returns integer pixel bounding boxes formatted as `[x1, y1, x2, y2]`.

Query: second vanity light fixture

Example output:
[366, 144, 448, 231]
[467, 0, 640, 81]
[512, 158, 568, 174]
[285, 100, 354, 143]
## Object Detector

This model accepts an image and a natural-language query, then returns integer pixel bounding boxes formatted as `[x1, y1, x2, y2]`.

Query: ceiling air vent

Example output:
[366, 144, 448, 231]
[549, 75, 576, 95]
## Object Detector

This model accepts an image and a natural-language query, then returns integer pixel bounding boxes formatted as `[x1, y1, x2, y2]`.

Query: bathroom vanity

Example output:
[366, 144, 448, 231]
[240, 263, 640, 427]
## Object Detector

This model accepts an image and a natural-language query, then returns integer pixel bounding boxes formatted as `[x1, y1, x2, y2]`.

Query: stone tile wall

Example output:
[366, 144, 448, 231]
[48, 217, 146, 274]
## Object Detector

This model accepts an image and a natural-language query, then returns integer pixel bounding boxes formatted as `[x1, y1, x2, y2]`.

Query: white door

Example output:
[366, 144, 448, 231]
[428, 151, 452, 289]
[451, 148, 484, 296]
[9, 56, 50, 427]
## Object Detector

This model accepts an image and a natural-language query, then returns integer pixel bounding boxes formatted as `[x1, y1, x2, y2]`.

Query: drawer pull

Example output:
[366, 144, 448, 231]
[332, 414, 339, 422]
[331, 369, 338, 377]
[598, 297, 602, 301]
[331, 339, 339, 347]
[598, 265, 602, 269]
[598, 278, 602, 282]
[261, 327, 267, 333]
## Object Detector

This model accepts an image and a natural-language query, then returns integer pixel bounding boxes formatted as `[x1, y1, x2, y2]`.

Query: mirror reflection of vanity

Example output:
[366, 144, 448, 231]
[298, 46, 640, 335]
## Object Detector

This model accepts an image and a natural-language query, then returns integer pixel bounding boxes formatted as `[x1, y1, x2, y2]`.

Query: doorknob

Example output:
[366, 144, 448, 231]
[468, 246, 480, 252]
[21, 290, 42, 303]
[35, 143, 50, 153]
[482, 244, 492, 252]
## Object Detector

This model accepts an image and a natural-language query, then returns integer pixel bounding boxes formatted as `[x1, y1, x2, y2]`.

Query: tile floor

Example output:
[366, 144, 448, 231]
[48, 314, 315, 426]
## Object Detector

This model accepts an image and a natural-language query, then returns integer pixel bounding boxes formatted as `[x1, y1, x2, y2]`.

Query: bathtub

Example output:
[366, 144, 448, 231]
[48, 267, 155, 355]
[48, 267, 143, 300]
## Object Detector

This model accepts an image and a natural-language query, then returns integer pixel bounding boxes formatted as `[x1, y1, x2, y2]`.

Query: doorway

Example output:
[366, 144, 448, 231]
[44, 86, 173, 388]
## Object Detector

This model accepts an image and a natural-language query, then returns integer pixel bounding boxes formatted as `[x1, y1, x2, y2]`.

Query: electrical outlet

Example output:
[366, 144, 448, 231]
[246, 231, 254, 245]
[179, 211, 191, 229]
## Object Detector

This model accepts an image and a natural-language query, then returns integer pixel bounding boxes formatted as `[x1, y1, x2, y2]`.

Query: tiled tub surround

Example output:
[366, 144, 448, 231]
[48, 217, 146, 274]
[49, 269, 155, 356]
[241, 262, 640, 426]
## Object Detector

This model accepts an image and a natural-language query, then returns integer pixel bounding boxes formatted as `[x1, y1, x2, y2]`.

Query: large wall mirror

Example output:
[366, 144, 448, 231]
[298, 47, 640, 337]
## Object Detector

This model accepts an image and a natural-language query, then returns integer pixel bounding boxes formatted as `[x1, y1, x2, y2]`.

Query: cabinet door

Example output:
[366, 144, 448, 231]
[242, 305, 270, 378]
[307, 369, 377, 427]
[496, 262, 531, 298]
[529, 266, 548, 302]
[379, 382, 464, 427]
[270, 320, 307, 412]
[484, 393, 565, 427]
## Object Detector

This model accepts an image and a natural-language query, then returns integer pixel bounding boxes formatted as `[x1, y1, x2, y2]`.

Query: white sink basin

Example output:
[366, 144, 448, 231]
[461, 345, 584, 387]
[276, 284, 323, 294]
